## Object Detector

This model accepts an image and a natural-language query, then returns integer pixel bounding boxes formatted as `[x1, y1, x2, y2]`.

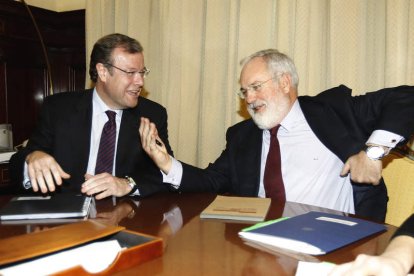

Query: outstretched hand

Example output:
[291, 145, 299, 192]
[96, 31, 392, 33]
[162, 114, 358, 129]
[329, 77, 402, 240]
[139, 117, 172, 173]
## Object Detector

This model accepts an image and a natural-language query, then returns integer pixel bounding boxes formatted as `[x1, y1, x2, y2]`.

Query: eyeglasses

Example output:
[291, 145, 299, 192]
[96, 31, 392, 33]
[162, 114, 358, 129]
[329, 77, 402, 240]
[237, 77, 275, 99]
[104, 63, 150, 78]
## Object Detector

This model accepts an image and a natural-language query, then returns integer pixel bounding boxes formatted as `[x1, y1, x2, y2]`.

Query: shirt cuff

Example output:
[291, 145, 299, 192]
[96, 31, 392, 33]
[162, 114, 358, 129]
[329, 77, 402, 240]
[366, 130, 404, 148]
[161, 157, 183, 189]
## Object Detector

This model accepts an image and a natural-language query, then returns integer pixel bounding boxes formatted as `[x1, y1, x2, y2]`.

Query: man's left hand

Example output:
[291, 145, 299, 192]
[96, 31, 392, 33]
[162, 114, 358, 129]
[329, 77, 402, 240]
[341, 151, 383, 185]
[81, 173, 131, 199]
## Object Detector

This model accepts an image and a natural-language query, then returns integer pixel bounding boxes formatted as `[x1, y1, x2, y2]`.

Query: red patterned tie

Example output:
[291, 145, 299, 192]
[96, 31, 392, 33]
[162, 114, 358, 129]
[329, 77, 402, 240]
[95, 111, 116, 174]
[264, 125, 286, 202]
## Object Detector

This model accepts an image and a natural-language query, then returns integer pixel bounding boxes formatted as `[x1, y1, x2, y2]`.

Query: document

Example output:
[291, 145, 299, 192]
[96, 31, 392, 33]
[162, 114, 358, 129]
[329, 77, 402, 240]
[0, 194, 92, 220]
[200, 195, 271, 222]
[239, 211, 387, 255]
[0, 151, 15, 163]
[295, 261, 335, 276]
[0, 240, 122, 275]
[295, 261, 414, 276]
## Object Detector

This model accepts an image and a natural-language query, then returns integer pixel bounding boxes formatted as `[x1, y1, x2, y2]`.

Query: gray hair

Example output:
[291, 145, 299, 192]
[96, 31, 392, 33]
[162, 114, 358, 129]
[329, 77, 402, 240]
[240, 49, 299, 89]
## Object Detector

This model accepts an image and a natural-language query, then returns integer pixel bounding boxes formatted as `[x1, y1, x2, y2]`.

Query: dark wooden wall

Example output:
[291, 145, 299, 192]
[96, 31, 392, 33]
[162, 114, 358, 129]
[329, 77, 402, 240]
[0, 0, 86, 147]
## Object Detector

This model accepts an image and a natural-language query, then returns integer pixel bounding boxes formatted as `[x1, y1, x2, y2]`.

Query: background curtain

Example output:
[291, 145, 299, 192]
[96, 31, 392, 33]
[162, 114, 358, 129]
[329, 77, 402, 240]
[85, 0, 414, 167]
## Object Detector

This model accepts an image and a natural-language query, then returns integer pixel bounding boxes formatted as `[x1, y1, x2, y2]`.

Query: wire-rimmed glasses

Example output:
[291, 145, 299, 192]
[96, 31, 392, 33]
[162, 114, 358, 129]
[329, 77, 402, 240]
[237, 77, 275, 99]
[104, 63, 150, 79]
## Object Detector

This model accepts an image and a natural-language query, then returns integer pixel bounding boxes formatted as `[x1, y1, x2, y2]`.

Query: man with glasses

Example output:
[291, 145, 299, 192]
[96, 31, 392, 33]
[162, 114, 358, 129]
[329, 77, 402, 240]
[10, 33, 174, 199]
[140, 49, 414, 222]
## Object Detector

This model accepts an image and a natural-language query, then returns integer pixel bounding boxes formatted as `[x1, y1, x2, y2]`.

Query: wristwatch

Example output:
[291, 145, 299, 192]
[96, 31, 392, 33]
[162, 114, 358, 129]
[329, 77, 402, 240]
[364, 145, 388, 160]
[125, 176, 137, 195]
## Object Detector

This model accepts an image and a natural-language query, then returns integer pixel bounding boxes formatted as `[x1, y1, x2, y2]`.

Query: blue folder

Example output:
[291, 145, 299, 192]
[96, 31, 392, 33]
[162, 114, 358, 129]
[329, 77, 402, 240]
[239, 211, 387, 255]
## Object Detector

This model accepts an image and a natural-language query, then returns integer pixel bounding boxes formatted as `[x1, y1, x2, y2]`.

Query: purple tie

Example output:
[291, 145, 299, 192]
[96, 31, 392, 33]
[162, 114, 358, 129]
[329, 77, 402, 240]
[264, 125, 286, 202]
[95, 111, 116, 174]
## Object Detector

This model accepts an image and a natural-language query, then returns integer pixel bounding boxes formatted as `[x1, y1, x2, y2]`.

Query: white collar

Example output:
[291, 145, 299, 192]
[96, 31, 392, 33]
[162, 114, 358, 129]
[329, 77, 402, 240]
[92, 88, 123, 117]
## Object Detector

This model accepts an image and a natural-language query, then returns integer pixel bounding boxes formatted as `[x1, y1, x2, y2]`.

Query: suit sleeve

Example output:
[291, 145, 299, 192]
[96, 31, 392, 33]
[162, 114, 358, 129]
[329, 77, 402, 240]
[351, 85, 414, 140]
[393, 214, 414, 239]
[9, 96, 56, 190]
[176, 124, 239, 193]
[179, 148, 232, 193]
[179, 123, 254, 194]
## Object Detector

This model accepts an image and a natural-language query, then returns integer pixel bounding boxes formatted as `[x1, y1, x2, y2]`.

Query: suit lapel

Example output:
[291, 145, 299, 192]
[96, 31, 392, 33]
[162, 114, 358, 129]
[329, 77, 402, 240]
[234, 121, 263, 195]
[70, 91, 93, 173]
[116, 107, 140, 176]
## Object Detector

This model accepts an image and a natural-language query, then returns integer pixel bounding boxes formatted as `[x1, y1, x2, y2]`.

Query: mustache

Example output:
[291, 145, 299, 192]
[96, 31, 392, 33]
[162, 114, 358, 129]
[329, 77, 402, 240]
[247, 101, 265, 110]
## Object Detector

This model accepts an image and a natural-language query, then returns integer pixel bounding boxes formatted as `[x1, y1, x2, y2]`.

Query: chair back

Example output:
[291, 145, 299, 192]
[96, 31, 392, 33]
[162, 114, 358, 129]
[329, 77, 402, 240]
[383, 152, 414, 226]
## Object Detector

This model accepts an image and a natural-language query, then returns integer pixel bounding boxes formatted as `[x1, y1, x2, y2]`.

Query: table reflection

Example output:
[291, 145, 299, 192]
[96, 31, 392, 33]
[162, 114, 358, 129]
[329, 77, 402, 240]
[0, 193, 396, 276]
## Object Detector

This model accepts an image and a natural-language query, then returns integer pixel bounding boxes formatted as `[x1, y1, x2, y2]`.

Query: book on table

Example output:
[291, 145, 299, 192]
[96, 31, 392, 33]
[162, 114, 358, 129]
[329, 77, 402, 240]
[239, 211, 387, 255]
[200, 195, 271, 222]
[0, 193, 92, 220]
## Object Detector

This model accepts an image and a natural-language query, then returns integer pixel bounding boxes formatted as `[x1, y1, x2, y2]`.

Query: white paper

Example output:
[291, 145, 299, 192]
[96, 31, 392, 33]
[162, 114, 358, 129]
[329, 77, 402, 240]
[295, 261, 335, 276]
[0, 151, 15, 163]
[295, 261, 414, 276]
[0, 240, 122, 275]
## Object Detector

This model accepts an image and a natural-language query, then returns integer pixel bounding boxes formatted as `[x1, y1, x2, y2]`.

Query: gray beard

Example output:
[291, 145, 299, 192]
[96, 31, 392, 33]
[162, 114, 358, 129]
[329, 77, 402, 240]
[248, 108, 278, 130]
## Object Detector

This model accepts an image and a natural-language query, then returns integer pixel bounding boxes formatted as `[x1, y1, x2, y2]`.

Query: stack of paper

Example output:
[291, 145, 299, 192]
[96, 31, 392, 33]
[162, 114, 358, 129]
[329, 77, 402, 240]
[239, 211, 387, 255]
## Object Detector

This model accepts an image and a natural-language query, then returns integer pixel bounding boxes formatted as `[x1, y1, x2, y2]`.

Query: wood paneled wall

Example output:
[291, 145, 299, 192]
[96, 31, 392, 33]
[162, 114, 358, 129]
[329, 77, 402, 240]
[0, 0, 85, 146]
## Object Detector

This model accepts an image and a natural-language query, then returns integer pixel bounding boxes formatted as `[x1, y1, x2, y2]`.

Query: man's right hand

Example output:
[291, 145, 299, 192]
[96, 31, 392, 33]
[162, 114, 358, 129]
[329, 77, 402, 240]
[25, 150, 71, 193]
[139, 117, 172, 174]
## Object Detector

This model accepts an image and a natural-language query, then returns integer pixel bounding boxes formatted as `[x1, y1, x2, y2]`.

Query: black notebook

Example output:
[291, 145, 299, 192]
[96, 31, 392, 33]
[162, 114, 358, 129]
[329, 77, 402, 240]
[0, 194, 92, 220]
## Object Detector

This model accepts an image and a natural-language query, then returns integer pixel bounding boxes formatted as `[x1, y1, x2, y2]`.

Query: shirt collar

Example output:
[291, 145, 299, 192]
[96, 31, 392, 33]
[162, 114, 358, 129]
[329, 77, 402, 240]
[92, 88, 123, 118]
[264, 100, 305, 136]
[279, 100, 305, 132]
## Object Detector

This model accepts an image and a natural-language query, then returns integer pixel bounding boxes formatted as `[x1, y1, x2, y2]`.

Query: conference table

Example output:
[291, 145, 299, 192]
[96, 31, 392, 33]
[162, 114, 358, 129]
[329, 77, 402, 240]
[0, 192, 396, 275]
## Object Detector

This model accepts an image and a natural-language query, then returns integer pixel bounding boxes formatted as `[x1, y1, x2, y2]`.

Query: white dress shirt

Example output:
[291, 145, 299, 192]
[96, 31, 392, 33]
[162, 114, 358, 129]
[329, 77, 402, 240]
[86, 89, 122, 175]
[260, 101, 355, 213]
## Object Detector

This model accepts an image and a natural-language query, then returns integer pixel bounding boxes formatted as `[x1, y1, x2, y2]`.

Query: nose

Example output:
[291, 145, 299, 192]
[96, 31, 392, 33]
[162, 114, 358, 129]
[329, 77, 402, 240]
[132, 73, 144, 86]
[244, 89, 257, 103]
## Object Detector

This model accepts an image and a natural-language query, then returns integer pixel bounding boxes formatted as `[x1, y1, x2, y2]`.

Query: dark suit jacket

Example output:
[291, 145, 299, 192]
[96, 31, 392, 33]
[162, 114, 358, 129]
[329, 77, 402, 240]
[10, 89, 174, 197]
[393, 214, 414, 238]
[178, 85, 414, 222]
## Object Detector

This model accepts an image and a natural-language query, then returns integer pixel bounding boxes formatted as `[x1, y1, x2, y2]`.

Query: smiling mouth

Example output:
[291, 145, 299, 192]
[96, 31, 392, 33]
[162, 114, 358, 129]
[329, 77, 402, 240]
[127, 88, 142, 97]
[248, 103, 266, 113]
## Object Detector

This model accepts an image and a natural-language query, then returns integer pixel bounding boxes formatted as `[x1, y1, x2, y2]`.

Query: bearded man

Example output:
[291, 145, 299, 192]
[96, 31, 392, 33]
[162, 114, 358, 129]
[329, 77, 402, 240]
[139, 49, 414, 222]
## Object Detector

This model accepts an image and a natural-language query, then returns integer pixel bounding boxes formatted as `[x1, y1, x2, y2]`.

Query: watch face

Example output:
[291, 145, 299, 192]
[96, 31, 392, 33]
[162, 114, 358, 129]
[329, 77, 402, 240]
[367, 146, 385, 159]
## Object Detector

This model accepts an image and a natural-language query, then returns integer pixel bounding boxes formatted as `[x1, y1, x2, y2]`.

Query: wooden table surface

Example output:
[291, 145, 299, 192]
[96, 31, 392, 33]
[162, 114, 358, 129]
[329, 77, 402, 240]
[0, 193, 396, 275]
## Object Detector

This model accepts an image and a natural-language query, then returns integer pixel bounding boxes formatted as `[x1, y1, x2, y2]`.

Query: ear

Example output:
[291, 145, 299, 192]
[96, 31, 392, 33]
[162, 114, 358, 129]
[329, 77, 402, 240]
[278, 73, 292, 94]
[96, 63, 108, 82]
